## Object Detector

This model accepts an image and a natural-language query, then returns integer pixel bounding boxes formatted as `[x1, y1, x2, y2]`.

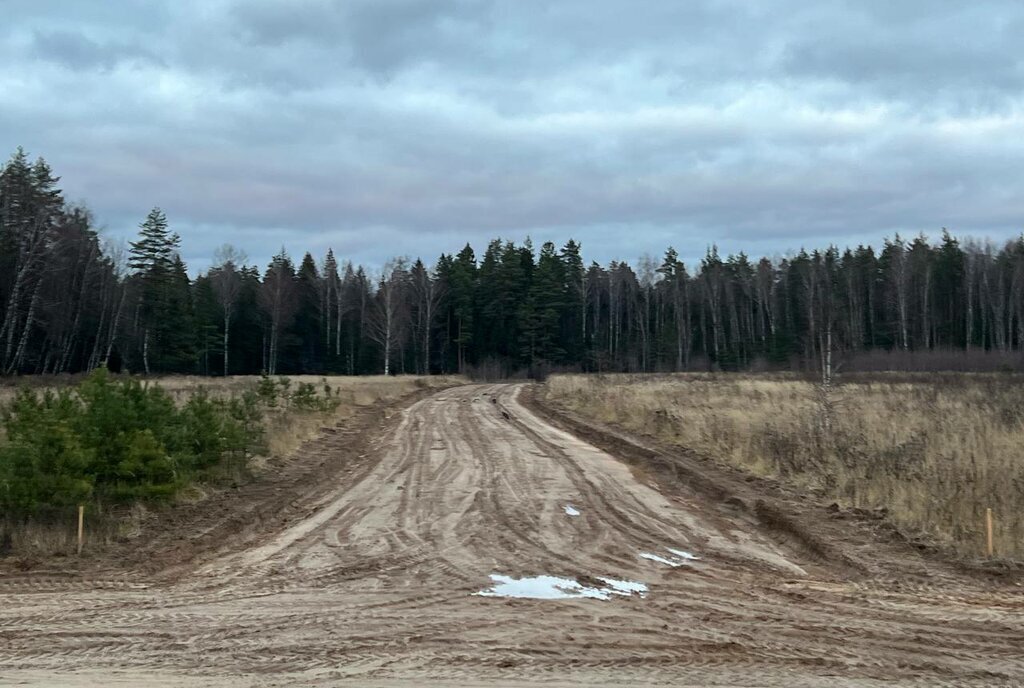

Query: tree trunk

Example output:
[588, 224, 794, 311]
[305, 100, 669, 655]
[336, 290, 343, 358]
[0, 260, 31, 363]
[6, 279, 41, 374]
[423, 292, 432, 374]
[88, 272, 110, 370]
[104, 285, 126, 366]
[223, 310, 231, 376]
[269, 326, 279, 375]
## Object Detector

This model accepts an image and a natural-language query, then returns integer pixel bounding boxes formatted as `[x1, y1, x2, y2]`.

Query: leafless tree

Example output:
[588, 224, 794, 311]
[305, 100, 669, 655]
[411, 260, 445, 374]
[210, 244, 247, 376]
[367, 258, 410, 376]
[100, 239, 129, 368]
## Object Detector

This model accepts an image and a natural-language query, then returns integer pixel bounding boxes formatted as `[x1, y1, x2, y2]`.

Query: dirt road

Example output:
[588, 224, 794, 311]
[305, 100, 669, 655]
[1, 384, 1022, 686]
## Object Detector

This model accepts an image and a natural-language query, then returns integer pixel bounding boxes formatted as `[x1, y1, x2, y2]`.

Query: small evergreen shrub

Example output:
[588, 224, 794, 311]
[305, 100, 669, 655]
[0, 369, 258, 515]
[256, 374, 279, 406]
[0, 370, 340, 521]
[289, 381, 340, 412]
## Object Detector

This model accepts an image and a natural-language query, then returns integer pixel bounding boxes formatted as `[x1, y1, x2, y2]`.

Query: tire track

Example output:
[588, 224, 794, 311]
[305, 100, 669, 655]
[1, 382, 1021, 686]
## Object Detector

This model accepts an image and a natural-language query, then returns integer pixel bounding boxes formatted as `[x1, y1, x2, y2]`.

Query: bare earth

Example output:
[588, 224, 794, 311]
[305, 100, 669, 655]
[1, 384, 1022, 686]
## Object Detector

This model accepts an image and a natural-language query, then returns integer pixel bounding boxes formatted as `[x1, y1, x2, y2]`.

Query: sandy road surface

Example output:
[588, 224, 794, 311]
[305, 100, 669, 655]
[1, 383, 1022, 686]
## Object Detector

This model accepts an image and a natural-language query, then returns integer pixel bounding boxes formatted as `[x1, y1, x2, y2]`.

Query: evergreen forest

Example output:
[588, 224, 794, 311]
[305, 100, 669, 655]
[4, 147, 1024, 378]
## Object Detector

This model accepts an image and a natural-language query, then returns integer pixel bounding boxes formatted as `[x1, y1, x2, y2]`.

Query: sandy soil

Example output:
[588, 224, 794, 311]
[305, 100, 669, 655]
[1, 383, 1022, 686]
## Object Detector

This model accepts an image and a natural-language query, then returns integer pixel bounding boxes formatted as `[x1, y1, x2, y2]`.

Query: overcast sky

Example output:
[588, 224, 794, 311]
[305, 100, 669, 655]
[3, 1, 1023, 272]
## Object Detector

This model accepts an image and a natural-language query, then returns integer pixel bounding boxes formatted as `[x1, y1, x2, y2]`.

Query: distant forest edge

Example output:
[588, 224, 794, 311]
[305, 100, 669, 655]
[3, 147, 1024, 377]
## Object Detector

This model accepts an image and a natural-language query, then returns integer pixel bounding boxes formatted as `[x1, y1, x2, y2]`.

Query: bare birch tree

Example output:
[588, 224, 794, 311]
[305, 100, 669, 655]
[210, 244, 247, 376]
[367, 258, 410, 376]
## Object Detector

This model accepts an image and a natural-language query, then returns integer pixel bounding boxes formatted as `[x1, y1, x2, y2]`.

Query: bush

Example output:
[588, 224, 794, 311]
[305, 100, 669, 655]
[0, 369, 346, 523]
[255, 374, 280, 406]
[0, 369, 255, 515]
[289, 381, 340, 412]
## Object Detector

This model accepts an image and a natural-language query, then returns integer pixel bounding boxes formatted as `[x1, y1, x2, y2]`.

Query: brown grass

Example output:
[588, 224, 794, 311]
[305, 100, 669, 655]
[543, 372, 1024, 560]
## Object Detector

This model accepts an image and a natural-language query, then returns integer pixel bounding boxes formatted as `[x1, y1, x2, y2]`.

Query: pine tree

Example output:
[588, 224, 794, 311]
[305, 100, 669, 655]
[448, 244, 477, 372]
[322, 248, 339, 363]
[658, 247, 691, 370]
[0, 148, 34, 245]
[128, 208, 186, 374]
[161, 255, 196, 372]
[129, 208, 179, 274]
[560, 239, 586, 361]
[294, 252, 323, 373]
[521, 242, 565, 364]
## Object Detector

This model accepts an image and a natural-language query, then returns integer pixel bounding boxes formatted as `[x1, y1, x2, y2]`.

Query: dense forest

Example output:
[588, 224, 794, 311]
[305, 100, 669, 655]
[3, 147, 1024, 377]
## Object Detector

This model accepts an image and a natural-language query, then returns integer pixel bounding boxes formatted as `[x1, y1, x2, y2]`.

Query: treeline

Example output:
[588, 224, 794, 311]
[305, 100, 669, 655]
[4, 146, 1024, 376]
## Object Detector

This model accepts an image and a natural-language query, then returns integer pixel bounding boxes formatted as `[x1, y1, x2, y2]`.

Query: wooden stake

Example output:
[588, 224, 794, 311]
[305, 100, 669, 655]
[77, 505, 84, 556]
[985, 507, 994, 558]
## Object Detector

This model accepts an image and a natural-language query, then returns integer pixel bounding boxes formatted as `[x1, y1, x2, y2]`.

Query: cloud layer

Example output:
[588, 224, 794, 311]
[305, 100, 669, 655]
[3, 0, 1022, 271]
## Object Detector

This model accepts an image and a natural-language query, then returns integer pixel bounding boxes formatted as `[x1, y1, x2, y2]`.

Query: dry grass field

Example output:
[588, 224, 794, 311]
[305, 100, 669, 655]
[543, 372, 1024, 560]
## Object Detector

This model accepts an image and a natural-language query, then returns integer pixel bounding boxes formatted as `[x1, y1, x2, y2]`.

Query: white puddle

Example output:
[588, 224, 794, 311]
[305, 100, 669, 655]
[563, 504, 581, 517]
[600, 577, 648, 596]
[640, 547, 701, 567]
[640, 552, 683, 567]
[475, 574, 647, 600]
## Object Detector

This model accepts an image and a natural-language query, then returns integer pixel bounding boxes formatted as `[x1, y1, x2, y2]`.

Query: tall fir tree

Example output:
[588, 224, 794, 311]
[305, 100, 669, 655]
[127, 208, 192, 373]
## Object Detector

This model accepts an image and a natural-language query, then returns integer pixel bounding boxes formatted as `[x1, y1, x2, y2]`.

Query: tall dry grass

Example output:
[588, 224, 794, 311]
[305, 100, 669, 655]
[544, 372, 1024, 560]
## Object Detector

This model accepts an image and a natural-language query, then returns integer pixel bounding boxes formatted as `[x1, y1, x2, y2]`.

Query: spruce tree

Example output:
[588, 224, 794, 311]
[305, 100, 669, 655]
[322, 248, 339, 364]
[523, 241, 565, 364]
[129, 208, 179, 274]
[448, 244, 477, 372]
[128, 208, 188, 373]
[295, 252, 323, 373]
[560, 239, 585, 361]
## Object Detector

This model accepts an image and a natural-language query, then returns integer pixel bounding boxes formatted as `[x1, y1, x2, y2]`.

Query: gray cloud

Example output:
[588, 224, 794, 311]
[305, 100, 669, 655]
[1, 0, 1022, 273]
[30, 29, 163, 72]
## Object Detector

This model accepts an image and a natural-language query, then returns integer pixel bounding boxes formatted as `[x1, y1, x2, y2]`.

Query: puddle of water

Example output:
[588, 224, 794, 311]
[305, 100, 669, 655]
[599, 577, 648, 596]
[563, 504, 581, 516]
[475, 574, 647, 600]
[640, 547, 701, 567]
[640, 552, 683, 567]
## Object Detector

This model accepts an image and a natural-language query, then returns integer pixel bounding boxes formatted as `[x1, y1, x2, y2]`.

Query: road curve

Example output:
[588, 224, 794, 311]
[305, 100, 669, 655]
[1, 383, 1022, 686]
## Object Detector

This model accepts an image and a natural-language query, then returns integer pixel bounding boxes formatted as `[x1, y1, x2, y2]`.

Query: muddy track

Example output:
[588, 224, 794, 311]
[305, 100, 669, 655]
[1, 383, 1022, 687]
